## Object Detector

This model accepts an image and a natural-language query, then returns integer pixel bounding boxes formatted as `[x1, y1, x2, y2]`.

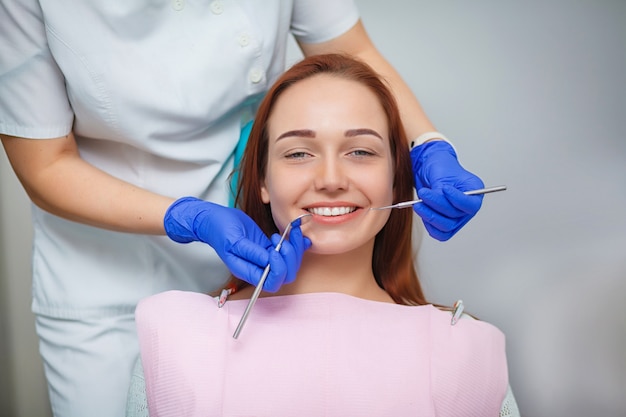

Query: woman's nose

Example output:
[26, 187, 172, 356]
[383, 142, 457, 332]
[313, 157, 349, 192]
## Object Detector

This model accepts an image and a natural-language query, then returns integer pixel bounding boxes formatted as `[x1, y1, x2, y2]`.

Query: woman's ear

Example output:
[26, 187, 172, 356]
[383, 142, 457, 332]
[260, 180, 270, 204]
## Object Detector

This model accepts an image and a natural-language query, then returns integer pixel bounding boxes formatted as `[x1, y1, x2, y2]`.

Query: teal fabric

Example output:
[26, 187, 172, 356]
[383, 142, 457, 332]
[229, 120, 254, 208]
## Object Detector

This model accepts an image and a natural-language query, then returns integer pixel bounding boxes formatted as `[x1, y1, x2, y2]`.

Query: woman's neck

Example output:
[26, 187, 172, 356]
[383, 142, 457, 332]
[273, 243, 394, 303]
[229, 241, 394, 304]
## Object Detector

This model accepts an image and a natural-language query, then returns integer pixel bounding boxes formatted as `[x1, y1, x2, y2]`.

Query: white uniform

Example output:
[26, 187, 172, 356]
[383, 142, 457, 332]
[0, 1, 359, 415]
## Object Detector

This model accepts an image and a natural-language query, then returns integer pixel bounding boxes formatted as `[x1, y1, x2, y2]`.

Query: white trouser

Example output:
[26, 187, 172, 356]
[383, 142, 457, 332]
[36, 313, 139, 417]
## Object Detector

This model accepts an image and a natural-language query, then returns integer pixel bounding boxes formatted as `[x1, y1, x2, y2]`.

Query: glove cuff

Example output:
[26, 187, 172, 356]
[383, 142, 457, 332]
[164, 196, 214, 244]
[410, 139, 458, 165]
[409, 131, 457, 152]
[410, 131, 447, 148]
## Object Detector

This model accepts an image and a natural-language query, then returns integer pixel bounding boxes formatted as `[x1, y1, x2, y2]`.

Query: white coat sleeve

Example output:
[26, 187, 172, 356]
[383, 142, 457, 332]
[290, 0, 360, 44]
[0, 0, 74, 138]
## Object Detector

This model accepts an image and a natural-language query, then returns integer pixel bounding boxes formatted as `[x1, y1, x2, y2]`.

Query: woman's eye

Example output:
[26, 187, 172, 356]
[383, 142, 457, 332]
[349, 149, 375, 157]
[285, 151, 310, 159]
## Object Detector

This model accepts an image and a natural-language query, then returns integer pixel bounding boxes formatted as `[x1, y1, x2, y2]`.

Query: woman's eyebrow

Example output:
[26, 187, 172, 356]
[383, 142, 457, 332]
[345, 128, 383, 140]
[276, 129, 316, 141]
[276, 128, 383, 141]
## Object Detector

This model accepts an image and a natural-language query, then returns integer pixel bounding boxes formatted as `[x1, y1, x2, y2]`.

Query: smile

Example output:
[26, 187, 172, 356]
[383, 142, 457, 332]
[306, 207, 357, 217]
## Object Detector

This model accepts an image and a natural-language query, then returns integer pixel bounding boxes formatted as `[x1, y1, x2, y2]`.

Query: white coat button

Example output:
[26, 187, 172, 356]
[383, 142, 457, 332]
[238, 34, 250, 47]
[172, 0, 184, 11]
[210, 1, 224, 14]
[249, 68, 263, 83]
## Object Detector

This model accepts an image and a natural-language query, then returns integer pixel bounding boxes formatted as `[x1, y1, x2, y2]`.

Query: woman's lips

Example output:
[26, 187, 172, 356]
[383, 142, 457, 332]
[306, 206, 357, 217]
[304, 203, 364, 224]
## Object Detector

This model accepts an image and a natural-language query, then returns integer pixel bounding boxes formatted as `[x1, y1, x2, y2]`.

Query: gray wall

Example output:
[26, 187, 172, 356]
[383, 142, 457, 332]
[1, 1, 624, 416]
[353, 1, 626, 416]
[0, 150, 51, 417]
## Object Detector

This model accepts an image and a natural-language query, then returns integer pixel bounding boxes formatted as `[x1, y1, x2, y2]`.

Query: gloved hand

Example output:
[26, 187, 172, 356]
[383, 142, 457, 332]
[164, 197, 311, 291]
[266, 219, 310, 291]
[410, 140, 485, 241]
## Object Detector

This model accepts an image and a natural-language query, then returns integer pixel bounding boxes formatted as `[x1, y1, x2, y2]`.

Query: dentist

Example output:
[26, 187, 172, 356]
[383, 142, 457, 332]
[0, 1, 483, 416]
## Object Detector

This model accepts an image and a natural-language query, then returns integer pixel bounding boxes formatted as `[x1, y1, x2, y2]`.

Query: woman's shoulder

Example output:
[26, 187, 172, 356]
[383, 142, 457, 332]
[426, 305, 510, 416]
[428, 304, 505, 339]
[135, 290, 217, 326]
[427, 305, 507, 367]
[137, 289, 213, 307]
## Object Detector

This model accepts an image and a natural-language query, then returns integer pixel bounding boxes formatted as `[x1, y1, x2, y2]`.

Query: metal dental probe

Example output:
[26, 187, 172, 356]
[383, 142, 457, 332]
[370, 185, 507, 211]
[233, 213, 313, 339]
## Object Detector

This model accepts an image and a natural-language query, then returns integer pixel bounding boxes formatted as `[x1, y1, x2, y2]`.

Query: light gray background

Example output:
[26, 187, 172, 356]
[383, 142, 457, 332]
[1, 1, 625, 416]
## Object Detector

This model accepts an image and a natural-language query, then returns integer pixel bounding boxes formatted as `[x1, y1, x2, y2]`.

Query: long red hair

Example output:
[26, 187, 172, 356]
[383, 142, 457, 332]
[231, 54, 427, 306]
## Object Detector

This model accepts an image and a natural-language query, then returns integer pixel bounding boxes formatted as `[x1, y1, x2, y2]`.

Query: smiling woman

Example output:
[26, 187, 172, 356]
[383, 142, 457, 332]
[130, 54, 519, 417]
[232, 54, 420, 304]
[261, 73, 394, 264]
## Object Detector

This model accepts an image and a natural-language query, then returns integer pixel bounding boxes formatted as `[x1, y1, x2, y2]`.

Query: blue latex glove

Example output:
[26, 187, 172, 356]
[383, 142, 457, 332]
[267, 219, 309, 291]
[410, 141, 485, 241]
[164, 197, 311, 291]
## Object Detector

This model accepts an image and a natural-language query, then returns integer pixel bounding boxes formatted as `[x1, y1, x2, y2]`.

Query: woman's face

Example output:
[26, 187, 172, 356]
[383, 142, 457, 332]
[261, 74, 394, 255]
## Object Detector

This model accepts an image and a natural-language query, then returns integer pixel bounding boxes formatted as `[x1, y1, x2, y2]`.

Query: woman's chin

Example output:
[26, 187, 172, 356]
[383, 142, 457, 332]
[304, 237, 375, 257]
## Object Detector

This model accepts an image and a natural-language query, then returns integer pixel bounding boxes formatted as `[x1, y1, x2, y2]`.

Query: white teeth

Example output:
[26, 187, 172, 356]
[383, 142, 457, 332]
[307, 207, 357, 217]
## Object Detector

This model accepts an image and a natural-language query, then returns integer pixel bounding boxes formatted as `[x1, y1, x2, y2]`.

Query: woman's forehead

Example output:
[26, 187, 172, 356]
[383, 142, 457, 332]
[267, 75, 387, 135]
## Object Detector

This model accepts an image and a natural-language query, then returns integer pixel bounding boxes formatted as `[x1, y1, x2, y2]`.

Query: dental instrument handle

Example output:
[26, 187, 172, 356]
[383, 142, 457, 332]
[373, 185, 507, 210]
[233, 227, 289, 339]
[464, 185, 507, 196]
[233, 213, 311, 339]
[232, 264, 271, 339]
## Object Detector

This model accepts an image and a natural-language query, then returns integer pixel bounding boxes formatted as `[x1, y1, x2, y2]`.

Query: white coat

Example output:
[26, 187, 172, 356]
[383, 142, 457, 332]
[0, 1, 359, 415]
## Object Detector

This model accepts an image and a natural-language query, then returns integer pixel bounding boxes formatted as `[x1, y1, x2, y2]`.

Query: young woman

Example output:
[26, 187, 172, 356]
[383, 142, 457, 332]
[1, 2, 487, 413]
[131, 54, 519, 416]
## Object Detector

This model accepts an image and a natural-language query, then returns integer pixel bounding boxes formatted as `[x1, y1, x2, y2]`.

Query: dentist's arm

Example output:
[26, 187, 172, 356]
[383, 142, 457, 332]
[1, 132, 308, 286]
[299, 20, 485, 241]
[1, 132, 172, 234]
